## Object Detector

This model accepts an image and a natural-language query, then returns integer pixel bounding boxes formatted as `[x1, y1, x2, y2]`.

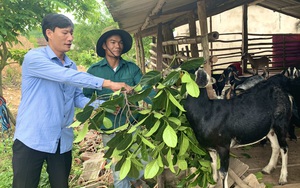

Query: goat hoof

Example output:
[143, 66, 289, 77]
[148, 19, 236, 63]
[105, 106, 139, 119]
[261, 170, 270, 175]
[278, 181, 288, 185]
[262, 168, 273, 175]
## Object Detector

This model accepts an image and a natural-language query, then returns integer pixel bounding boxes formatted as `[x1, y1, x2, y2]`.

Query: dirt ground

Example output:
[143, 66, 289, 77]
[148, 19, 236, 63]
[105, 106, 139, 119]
[231, 128, 300, 187]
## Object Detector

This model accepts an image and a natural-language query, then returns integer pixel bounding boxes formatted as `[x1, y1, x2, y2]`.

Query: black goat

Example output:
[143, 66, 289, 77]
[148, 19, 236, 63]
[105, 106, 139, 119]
[184, 69, 293, 188]
[226, 71, 300, 142]
[225, 75, 265, 99]
[281, 66, 300, 79]
[280, 68, 300, 140]
[212, 64, 238, 98]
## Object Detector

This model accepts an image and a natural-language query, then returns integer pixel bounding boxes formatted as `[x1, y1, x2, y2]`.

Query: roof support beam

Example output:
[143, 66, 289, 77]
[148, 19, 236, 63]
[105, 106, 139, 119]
[140, 0, 166, 31]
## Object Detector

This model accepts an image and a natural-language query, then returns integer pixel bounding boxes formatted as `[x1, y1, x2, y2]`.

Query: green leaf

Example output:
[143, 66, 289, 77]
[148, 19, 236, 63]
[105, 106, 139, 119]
[168, 117, 181, 126]
[156, 83, 166, 89]
[177, 159, 188, 170]
[103, 123, 129, 134]
[139, 109, 151, 115]
[178, 134, 189, 156]
[199, 159, 211, 168]
[167, 91, 185, 112]
[141, 136, 155, 149]
[140, 70, 162, 87]
[76, 105, 94, 123]
[157, 153, 164, 167]
[127, 161, 140, 179]
[144, 159, 160, 179]
[167, 148, 175, 173]
[133, 84, 143, 92]
[128, 87, 152, 104]
[107, 132, 125, 148]
[255, 172, 264, 180]
[153, 111, 164, 119]
[189, 139, 206, 155]
[181, 72, 193, 83]
[90, 109, 104, 127]
[103, 146, 115, 159]
[163, 124, 177, 148]
[86, 92, 98, 106]
[73, 122, 89, 143]
[102, 95, 125, 108]
[103, 117, 112, 129]
[154, 90, 163, 98]
[186, 80, 200, 97]
[119, 157, 131, 180]
[180, 57, 205, 71]
[128, 126, 137, 134]
[69, 120, 81, 128]
[117, 133, 133, 150]
[162, 71, 180, 86]
[144, 120, 160, 137]
[127, 115, 149, 134]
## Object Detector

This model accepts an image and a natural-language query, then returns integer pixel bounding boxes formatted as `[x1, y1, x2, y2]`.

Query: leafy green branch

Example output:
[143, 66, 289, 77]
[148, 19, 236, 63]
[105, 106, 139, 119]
[72, 57, 216, 187]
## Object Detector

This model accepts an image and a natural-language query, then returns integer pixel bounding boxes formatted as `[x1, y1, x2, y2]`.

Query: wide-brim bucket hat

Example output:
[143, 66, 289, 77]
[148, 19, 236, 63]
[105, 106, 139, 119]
[96, 26, 132, 57]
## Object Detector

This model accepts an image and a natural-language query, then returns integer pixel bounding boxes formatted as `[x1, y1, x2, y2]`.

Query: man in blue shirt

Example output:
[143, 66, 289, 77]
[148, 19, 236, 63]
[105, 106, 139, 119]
[12, 13, 131, 188]
[83, 27, 150, 188]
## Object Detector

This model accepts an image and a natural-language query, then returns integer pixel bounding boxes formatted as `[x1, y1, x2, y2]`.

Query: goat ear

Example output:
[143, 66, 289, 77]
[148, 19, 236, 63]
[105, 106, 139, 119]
[210, 77, 216, 85]
[295, 69, 300, 78]
[218, 74, 225, 82]
[233, 72, 240, 81]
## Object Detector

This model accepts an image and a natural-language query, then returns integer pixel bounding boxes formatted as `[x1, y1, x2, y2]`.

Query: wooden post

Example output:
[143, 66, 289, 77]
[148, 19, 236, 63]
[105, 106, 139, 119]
[197, 0, 215, 99]
[185, 46, 190, 57]
[156, 23, 163, 71]
[162, 24, 176, 65]
[209, 16, 213, 57]
[242, 4, 249, 74]
[134, 33, 146, 73]
[188, 11, 199, 58]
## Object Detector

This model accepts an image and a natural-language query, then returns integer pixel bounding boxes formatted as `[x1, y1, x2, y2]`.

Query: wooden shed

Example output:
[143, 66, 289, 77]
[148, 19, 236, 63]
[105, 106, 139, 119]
[101, 1, 300, 187]
[103, 0, 300, 76]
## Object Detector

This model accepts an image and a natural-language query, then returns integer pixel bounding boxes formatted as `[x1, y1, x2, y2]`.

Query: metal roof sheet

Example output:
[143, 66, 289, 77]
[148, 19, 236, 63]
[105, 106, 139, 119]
[103, 0, 300, 36]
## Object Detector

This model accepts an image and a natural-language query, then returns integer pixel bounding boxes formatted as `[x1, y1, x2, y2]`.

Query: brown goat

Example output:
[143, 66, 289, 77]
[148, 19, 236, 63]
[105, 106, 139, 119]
[242, 53, 270, 77]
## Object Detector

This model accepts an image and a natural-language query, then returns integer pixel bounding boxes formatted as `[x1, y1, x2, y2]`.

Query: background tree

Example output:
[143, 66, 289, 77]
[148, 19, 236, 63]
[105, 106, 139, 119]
[0, 0, 100, 96]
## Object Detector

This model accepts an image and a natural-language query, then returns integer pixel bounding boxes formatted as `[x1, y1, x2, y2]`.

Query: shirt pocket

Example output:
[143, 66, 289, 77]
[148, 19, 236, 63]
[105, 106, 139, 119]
[120, 76, 135, 86]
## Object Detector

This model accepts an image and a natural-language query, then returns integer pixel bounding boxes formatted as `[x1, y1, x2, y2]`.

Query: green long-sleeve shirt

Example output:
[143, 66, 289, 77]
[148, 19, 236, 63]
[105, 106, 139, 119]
[83, 57, 149, 130]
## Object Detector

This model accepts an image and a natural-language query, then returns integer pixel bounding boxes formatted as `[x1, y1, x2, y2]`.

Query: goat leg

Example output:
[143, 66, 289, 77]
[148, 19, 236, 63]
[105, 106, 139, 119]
[278, 148, 288, 185]
[217, 147, 230, 188]
[209, 150, 219, 184]
[262, 131, 280, 174]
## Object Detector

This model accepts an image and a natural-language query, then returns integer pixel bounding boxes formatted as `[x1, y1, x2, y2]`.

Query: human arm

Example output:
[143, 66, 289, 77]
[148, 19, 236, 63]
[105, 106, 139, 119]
[103, 80, 132, 92]
[23, 48, 131, 92]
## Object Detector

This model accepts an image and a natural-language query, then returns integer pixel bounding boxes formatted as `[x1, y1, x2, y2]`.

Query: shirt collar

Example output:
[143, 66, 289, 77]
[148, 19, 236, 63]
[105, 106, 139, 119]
[99, 57, 127, 68]
[45, 45, 74, 68]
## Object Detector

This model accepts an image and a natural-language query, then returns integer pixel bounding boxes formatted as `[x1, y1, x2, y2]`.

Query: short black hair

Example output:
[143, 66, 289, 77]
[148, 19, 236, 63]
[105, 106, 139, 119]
[42, 13, 74, 41]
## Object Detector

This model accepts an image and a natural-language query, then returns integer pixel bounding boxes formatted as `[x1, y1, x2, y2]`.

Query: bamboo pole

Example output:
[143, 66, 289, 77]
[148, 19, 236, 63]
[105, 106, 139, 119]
[197, 0, 216, 99]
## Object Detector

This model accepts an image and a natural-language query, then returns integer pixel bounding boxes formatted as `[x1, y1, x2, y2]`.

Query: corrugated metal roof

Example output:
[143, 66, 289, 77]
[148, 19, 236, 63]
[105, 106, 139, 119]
[103, 0, 300, 36]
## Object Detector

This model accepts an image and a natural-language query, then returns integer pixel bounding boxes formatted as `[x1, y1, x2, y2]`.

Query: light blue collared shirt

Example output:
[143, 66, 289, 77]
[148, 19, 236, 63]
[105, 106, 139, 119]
[14, 46, 104, 153]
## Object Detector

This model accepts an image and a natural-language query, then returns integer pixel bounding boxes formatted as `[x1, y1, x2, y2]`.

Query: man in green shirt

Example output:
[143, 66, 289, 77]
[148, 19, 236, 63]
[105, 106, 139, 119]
[83, 27, 149, 188]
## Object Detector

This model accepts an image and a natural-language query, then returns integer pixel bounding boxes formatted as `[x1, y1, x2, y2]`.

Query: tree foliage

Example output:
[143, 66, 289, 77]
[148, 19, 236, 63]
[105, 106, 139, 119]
[72, 58, 216, 187]
[0, 0, 100, 95]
